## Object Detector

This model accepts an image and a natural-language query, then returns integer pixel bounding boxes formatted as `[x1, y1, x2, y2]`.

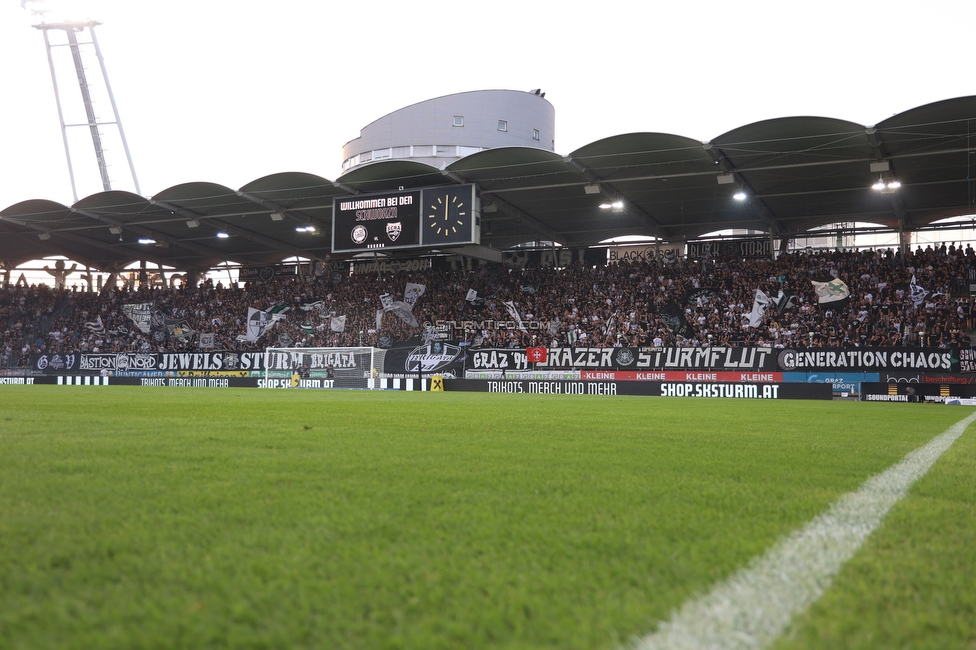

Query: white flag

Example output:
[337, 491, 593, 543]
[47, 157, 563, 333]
[246, 307, 272, 342]
[404, 283, 426, 307]
[390, 302, 419, 328]
[465, 289, 478, 302]
[909, 275, 930, 309]
[810, 278, 850, 305]
[746, 290, 771, 328]
[330, 315, 347, 332]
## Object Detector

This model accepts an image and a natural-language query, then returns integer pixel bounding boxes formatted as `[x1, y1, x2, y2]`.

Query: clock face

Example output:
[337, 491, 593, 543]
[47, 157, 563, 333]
[422, 186, 473, 245]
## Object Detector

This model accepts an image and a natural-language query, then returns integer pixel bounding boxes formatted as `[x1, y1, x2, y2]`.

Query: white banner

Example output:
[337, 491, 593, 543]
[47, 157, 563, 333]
[403, 282, 426, 307]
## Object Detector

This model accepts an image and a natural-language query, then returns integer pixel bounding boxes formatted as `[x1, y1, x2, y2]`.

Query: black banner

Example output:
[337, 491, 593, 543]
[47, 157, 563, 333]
[382, 342, 466, 378]
[687, 238, 772, 259]
[503, 247, 606, 268]
[532, 347, 960, 372]
[469, 349, 530, 371]
[238, 265, 295, 282]
[776, 348, 957, 373]
[30, 351, 268, 374]
[536, 347, 778, 371]
[29, 346, 962, 375]
[444, 379, 831, 400]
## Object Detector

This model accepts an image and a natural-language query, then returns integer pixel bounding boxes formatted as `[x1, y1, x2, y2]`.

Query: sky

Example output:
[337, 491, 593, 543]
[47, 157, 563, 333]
[1, 0, 974, 214]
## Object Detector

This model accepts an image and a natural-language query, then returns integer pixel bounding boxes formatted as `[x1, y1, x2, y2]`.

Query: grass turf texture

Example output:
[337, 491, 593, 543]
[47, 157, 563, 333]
[0, 387, 972, 649]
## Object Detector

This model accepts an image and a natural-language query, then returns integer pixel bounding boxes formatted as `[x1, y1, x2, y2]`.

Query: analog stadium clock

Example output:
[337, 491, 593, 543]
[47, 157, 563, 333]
[423, 186, 474, 245]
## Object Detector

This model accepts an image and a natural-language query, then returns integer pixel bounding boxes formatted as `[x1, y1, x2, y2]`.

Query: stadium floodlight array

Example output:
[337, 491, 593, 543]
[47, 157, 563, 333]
[263, 347, 384, 390]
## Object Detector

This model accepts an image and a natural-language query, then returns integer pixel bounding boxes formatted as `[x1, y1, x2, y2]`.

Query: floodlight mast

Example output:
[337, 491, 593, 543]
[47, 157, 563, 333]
[26, 2, 141, 202]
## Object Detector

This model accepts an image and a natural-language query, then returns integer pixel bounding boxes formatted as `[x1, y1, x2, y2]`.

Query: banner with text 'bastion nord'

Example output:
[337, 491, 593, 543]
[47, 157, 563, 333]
[29, 351, 268, 374]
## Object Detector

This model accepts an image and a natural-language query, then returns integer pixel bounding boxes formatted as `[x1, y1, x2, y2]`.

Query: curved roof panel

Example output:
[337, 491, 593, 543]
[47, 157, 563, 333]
[337, 160, 448, 192]
[3, 96, 976, 271]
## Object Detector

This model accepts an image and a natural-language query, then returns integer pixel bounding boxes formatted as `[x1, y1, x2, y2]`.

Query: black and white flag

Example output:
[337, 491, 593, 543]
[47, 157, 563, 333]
[502, 300, 528, 332]
[84, 316, 104, 333]
[909, 275, 930, 309]
[746, 289, 772, 328]
[772, 288, 797, 315]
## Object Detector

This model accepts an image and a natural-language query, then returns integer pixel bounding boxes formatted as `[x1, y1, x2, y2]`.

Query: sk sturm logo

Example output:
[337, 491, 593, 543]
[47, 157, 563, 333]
[406, 343, 461, 373]
[386, 222, 402, 242]
[351, 225, 368, 244]
[720, 241, 740, 256]
[614, 348, 635, 366]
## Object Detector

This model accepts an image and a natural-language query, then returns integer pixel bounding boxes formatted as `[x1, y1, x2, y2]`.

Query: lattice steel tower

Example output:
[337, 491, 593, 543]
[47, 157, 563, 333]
[24, 1, 141, 202]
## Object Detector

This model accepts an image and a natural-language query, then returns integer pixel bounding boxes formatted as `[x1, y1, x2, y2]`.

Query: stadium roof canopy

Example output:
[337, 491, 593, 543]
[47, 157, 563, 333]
[2, 96, 975, 271]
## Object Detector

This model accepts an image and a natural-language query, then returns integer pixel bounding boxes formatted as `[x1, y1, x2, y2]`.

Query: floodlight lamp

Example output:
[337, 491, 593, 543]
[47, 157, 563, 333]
[733, 192, 747, 201]
[872, 177, 886, 190]
[186, 219, 200, 228]
[138, 238, 156, 245]
[270, 211, 285, 221]
[216, 232, 229, 238]
[599, 203, 612, 209]
[717, 173, 735, 185]
[109, 226, 123, 234]
[886, 180, 901, 189]
[583, 183, 600, 195]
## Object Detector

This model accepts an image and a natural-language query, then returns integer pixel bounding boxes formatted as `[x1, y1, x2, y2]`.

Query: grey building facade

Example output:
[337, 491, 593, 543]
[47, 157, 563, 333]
[341, 89, 555, 172]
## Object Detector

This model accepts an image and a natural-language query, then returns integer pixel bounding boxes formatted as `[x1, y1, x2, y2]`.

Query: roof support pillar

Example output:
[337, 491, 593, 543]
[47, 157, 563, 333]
[899, 224, 910, 261]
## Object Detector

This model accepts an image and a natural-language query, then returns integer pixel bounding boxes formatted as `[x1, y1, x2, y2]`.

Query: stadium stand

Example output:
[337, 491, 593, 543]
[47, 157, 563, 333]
[2, 243, 975, 368]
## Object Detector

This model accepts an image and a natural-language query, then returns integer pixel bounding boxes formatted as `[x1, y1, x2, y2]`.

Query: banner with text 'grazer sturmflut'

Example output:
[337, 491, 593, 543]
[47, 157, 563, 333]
[531, 347, 961, 373]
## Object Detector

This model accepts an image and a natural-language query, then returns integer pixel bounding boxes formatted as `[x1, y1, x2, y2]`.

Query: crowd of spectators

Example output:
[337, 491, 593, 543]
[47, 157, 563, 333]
[3, 242, 976, 367]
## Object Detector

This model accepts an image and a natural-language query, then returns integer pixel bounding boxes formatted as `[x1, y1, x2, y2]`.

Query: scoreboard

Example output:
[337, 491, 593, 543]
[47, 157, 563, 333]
[333, 184, 479, 254]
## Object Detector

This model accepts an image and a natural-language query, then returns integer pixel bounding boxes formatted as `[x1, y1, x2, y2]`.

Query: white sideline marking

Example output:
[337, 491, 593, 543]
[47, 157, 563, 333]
[633, 411, 976, 650]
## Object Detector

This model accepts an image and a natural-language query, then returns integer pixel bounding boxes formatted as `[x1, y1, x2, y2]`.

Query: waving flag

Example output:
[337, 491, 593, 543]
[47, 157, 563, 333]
[746, 290, 772, 328]
[403, 283, 426, 308]
[502, 301, 528, 332]
[84, 316, 104, 333]
[810, 278, 851, 306]
[773, 288, 797, 315]
[909, 275, 930, 309]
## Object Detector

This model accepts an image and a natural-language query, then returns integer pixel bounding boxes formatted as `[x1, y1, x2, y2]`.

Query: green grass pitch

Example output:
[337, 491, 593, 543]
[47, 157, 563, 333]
[1, 386, 974, 649]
